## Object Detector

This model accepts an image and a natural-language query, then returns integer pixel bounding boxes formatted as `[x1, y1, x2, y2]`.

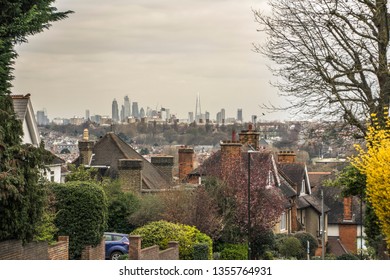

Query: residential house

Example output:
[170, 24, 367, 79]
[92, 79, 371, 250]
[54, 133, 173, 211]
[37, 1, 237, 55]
[11, 94, 65, 183]
[74, 130, 174, 193]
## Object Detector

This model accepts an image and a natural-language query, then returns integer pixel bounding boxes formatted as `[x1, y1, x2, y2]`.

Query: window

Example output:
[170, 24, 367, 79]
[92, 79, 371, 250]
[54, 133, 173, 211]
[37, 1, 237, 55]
[280, 212, 287, 231]
[50, 171, 55, 182]
[300, 179, 306, 195]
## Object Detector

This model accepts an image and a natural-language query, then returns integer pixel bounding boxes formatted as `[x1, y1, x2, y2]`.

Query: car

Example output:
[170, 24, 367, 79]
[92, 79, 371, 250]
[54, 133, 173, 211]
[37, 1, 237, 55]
[104, 232, 129, 260]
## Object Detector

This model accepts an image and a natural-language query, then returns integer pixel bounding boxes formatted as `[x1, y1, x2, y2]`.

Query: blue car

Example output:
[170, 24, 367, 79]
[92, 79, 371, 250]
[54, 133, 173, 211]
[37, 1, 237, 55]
[104, 232, 129, 260]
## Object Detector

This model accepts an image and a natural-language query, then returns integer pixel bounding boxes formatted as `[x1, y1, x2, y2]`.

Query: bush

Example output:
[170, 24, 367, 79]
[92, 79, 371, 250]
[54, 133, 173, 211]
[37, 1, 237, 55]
[131, 220, 213, 260]
[193, 243, 209, 260]
[50, 181, 108, 259]
[293, 231, 318, 259]
[277, 236, 304, 259]
[219, 244, 248, 260]
[251, 229, 275, 259]
[337, 253, 359, 260]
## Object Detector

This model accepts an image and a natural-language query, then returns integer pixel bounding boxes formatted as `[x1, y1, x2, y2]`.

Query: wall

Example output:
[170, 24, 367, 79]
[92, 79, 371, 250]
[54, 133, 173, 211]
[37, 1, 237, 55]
[0, 236, 69, 260]
[128, 235, 179, 260]
[81, 238, 105, 260]
[339, 224, 357, 254]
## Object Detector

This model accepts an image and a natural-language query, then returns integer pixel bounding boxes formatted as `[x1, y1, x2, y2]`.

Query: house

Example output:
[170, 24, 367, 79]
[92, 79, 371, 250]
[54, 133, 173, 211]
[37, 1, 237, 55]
[74, 130, 174, 193]
[277, 151, 330, 244]
[183, 125, 330, 242]
[11, 94, 40, 147]
[11, 94, 66, 183]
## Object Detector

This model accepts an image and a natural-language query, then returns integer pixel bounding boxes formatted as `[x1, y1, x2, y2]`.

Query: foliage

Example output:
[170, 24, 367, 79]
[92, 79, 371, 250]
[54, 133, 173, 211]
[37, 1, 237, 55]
[352, 114, 390, 248]
[50, 181, 108, 259]
[293, 232, 318, 258]
[218, 243, 248, 260]
[0, 0, 70, 242]
[103, 181, 140, 233]
[250, 229, 275, 259]
[131, 220, 213, 260]
[193, 243, 209, 260]
[65, 164, 98, 182]
[158, 186, 222, 241]
[254, 0, 390, 135]
[276, 236, 304, 259]
[128, 193, 164, 227]
[33, 210, 58, 245]
[336, 253, 359, 260]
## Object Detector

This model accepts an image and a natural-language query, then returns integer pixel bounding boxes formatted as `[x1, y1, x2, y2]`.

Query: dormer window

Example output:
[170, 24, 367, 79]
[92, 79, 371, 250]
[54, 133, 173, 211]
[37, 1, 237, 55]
[266, 170, 274, 189]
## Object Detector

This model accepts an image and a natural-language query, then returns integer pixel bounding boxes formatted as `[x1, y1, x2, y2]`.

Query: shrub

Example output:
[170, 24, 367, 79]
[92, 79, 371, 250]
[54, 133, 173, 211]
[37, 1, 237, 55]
[337, 253, 359, 260]
[277, 236, 304, 259]
[293, 231, 318, 258]
[193, 243, 209, 260]
[219, 243, 248, 260]
[251, 229, 276, 259]
[131, 220, 212, 260]
[50, 181, 108, 259]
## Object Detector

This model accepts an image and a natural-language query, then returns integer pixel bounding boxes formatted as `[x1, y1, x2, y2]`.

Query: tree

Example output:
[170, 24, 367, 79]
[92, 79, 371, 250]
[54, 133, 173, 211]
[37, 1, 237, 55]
[0, 1, 71, 242]
[50, 181, 108, 259]
[254, 0, 390, 136]
[352, 114, 390, 249]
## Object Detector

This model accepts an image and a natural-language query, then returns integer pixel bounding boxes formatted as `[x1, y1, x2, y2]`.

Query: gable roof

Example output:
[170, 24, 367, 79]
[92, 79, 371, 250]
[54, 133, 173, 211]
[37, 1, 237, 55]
[90, 132, 171, 190]
[278, 162, 311, 195]
[11, 94, 40, 146]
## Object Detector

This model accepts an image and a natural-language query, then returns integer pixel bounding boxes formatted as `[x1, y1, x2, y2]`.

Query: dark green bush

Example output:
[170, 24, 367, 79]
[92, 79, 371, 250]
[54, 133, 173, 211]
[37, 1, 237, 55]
[277, 236, 304, 259]
[337, 253, 359, 260]
[131, 220, 213, 260]
[51, 181, 108, 259]
[251, 229, 275, 259]
[193, 243, 209, 260]
[293, 231, 318, 259]
[219, 243, 248, 260]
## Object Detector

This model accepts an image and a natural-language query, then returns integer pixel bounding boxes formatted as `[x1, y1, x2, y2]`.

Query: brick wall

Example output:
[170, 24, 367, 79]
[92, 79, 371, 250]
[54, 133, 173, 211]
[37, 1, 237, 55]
[0, 236, 69, 260]
[151, 156, 174, 183]
[339, 224, 357, 254]
[48, 236, 69, 260]
[129, 235, 179, 260]
[81, 238, 105, 260]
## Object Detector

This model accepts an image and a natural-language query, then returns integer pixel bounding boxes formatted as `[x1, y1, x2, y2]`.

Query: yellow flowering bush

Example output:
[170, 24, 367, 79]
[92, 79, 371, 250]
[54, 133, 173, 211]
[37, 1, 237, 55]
[352, 113, 390, 248]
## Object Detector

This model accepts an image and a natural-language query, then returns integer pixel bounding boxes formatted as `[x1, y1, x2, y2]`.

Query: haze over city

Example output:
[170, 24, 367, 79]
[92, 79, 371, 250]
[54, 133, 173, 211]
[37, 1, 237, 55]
[12, 0, 290, 122]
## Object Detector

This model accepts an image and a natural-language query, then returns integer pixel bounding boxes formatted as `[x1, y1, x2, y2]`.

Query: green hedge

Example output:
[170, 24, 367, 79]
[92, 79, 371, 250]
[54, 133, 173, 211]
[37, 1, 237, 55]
[131, 220, 213, 260]
[50, 181, 108, 259]
[219, 244, 248, 260]
[193, 243, 209, 260]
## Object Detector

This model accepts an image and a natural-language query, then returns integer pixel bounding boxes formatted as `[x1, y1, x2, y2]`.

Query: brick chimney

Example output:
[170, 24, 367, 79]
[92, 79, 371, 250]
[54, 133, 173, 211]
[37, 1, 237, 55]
[151, 155, 174, 183]
[343, 197, 353, 221]
[118, 159, 143, 192]
[78, 129, 94, 165]
[277, 151, 296, 163]
[220, 140, 242, 174]
[239, 124, 260, 150]
[178, 147, 194, 182]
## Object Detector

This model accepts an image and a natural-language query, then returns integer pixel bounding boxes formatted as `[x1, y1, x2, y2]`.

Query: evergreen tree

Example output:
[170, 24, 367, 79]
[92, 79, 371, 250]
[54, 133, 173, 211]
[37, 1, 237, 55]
[0, 1, 71, 242]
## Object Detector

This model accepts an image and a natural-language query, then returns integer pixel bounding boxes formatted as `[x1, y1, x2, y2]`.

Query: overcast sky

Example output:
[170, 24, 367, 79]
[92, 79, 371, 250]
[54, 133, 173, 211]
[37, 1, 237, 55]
[12, 0, 289, 121]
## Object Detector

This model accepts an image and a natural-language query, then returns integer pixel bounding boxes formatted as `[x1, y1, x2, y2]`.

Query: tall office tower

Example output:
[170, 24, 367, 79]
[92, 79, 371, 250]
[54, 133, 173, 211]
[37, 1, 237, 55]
[132, 102, 139, 119]
[112, 99, 119, 123]
[36, 110, 49, 126]
[221, 108, 226, 123]
[205, 111, 210, 121]
[216, 112, 222, 124]
[120, 105, 125, 122]
[195, 93, 202, 122]
[237, 108, 243, 122]
[165, 109, 170, 121]
[251, 115, 257, 125]
[140, 107, 145, 118]
[124, 95, 131, 118]
[188, 112, 194, 123]
[86, 109, 90, 121]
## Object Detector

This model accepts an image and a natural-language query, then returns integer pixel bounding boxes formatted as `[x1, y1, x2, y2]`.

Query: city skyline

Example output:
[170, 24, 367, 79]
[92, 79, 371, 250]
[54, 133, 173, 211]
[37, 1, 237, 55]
[12, 0, 290, 121]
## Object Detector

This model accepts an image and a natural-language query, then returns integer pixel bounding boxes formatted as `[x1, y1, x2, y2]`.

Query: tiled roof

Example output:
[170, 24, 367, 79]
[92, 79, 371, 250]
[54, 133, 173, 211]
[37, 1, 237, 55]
[327, 236, 349, 256]
[90, 132, 171, 190]
[278, 163, 306, 190]
[297, 194, 330, 213]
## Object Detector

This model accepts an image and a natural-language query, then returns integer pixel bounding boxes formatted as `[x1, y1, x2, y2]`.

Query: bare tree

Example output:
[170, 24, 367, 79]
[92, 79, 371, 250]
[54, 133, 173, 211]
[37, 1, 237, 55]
[254, 0, 390, 136]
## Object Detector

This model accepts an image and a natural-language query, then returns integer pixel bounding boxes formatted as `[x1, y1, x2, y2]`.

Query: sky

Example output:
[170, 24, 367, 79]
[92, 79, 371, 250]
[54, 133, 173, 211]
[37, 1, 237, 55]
[12, 0, 289, 122]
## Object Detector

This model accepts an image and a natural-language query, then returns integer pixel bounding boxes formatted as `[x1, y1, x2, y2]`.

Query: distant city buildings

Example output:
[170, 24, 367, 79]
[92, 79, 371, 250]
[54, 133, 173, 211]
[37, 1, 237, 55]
[112, 99, 119, 123]
[237, 109, 243, 122]
[36, 109, 49, 126]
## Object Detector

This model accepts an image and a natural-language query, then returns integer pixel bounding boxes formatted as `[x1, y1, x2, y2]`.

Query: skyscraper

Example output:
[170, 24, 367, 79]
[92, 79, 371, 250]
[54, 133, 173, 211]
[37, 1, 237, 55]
[195, 93, 202, 122]
[120, 105, 125, 122]
[132, 102, 139, 119]
[85, 109, 90, 121]
[237, 108, 243, 122]
[188, 112, 194, 123]
[221, 108, 226, 123]
[112, 99, 119, 123]
[124, 95, 131, 119]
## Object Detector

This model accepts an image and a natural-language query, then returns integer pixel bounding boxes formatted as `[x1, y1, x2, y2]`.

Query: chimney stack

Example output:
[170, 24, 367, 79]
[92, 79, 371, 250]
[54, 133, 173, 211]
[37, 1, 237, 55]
[118, 159, 143, 192]
[78, 129, 94, 165]
[151, 155, 174, 183]
[178, 147, 194, 182]
[239, 124, 260, 150]
[277, 151, 297, 163]
[343, 197, 353, 221]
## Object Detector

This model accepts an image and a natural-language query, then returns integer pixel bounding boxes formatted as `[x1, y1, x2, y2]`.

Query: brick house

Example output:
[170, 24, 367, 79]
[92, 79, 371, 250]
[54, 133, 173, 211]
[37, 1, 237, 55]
[75, 131, 174, 192]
